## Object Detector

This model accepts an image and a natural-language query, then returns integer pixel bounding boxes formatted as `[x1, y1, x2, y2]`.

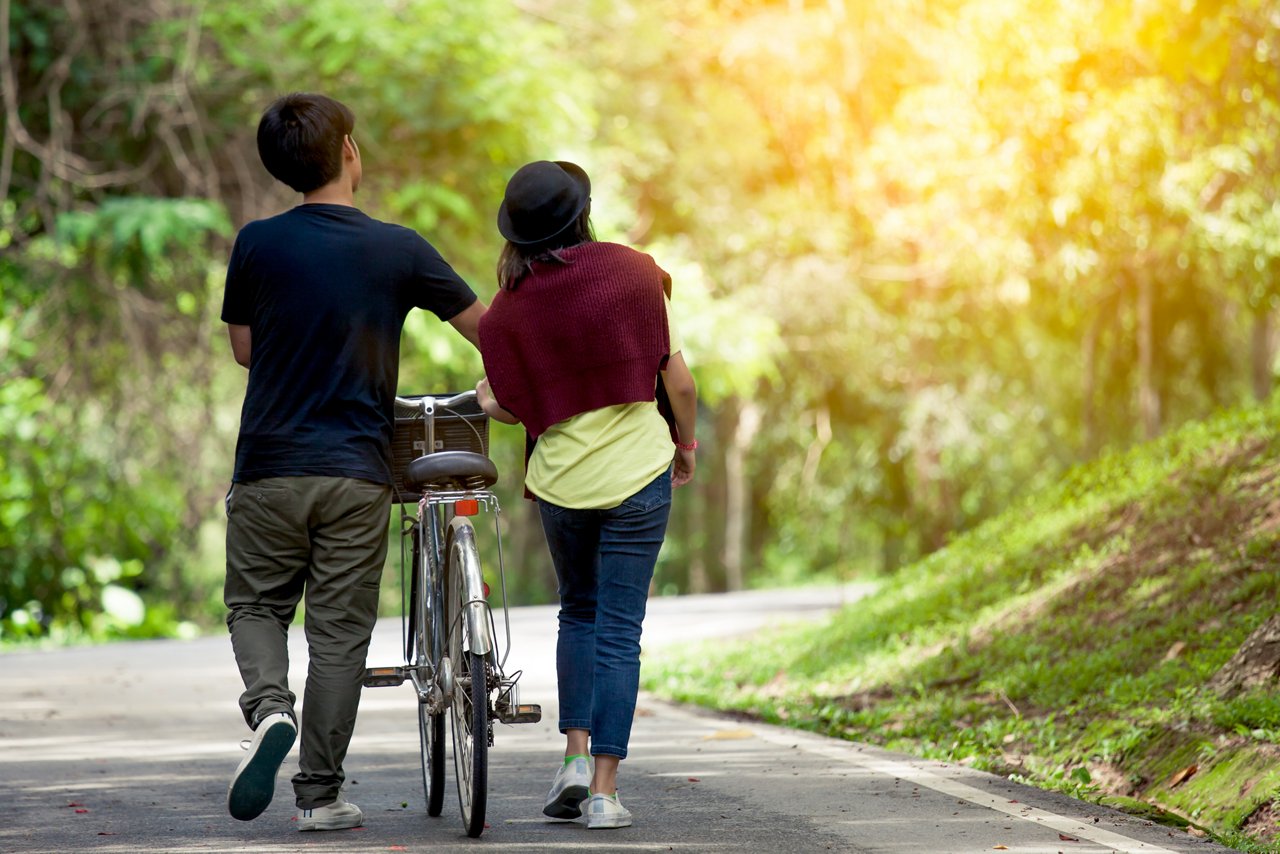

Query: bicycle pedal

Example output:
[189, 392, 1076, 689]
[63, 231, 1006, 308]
[362, 666, 406, 688]
[496, 703, 542, 724]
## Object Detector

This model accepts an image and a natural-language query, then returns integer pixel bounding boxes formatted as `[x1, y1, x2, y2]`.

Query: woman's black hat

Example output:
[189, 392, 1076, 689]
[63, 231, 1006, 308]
[497, 160, 591, 245]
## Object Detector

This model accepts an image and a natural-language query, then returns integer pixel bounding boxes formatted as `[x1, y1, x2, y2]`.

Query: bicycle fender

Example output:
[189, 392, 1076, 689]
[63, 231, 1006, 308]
[448, 515, 494, 656]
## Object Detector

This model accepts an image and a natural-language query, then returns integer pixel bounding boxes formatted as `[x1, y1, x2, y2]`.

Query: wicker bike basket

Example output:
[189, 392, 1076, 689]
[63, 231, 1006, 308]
[391, 394, 490, 504]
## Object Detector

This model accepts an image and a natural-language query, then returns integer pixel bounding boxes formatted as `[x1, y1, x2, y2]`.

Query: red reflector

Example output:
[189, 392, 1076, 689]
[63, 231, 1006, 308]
[482, 581, 491, 598]
[455, 499, 479, 516]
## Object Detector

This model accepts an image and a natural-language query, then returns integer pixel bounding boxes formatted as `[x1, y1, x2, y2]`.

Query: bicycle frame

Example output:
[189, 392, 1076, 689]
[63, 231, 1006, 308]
[405, 490, 499, 710]
[405, 500, 447, 711]
[367, 390, 539, 838]
[447, 513, 494, 658]
[393, 391, 501, 710]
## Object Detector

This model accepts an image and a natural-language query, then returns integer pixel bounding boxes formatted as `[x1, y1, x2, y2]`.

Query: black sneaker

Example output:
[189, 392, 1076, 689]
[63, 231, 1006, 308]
[227, 713, 296, 821]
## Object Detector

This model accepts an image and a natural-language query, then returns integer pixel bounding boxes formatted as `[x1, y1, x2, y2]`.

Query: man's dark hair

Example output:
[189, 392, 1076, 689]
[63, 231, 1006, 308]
[256, 93, 355, 193]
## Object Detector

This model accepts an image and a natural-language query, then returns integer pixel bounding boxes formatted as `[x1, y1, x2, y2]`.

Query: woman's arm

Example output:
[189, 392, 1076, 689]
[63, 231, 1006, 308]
[476, 377, 521, 425]
[661, 351, 698, 487]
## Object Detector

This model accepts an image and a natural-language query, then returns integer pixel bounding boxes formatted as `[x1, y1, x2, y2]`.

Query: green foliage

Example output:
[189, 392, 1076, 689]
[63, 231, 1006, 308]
[1, 0, 590, 638]
[563, 0, 1280, 586]
[6, 0, 1280, 648]
[646, 392, 1280, 849]
[0, 195, 230, 642]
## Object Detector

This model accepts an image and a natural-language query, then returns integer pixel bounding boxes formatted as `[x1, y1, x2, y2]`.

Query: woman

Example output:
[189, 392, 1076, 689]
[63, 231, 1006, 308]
[476, 160, 697, 830]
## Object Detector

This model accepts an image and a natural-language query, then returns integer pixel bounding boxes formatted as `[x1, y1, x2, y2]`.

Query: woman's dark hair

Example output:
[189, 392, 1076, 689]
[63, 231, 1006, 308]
[257, 93, 355, 193]
[497, 205, 595, 290]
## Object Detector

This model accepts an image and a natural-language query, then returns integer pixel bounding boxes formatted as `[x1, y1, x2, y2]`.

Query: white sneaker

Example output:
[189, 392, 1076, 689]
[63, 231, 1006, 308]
[583, 792, 632, 829]
[543, 756, 591, 819]
[227, 712, 296, 821]
[297, 794, 364, 831]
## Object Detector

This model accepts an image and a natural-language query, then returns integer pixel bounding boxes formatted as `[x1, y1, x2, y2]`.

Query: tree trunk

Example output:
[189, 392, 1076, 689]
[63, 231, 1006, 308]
[722, 396, 761, 592]
[1208, 616, 1280, 698]
[880, 431, 909, 572]
[1137, 273, 1160, 439]
[508, 496, 552, 602]
[1082, 313, 1101, 454]
[686, 475, 709, 594]
[1251, 309, 1272, 401]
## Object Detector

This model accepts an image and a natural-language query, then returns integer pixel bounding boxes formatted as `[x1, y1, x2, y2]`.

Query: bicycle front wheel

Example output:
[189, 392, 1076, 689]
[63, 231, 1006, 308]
[446, 526, 489, 838]
[452, 647, 488, 837]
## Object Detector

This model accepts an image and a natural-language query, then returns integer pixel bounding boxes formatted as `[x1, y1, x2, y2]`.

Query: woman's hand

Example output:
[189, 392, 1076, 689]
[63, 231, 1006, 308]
[672, 446, 696, 487]
[476, 377, 521, 425]
[661, 352, 697, 488]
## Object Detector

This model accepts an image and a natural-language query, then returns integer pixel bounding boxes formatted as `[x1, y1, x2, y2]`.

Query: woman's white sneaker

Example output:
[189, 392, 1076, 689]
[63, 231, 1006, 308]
[543, 756, 592, 819]
[582, 792, 632, 829]
[297, 794, 363, 831]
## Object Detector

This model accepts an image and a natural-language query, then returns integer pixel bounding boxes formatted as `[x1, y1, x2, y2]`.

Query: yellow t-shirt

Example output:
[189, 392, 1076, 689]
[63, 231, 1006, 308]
[526, 299, 682, 509]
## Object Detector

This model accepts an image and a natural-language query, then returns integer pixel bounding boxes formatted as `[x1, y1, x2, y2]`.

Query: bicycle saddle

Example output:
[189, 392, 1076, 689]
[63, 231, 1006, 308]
[405, 451, 498, 491]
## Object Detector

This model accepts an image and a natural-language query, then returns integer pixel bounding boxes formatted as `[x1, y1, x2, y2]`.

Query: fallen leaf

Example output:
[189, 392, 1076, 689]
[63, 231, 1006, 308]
[702, 729, 755, 741]
[390, 847, 408, 851]
[97, 832, 117, 836]
[67, 802, 83, 808]
[1163, 641, 1187, 662]
[75, 809, 89, 814]
[688, 777, 701, 783]
[1187, 827, 1207, 838]
[1058, 833, 1079, 841]
[994, 846, 1009, 850]
[1169, 764, 1198, 787]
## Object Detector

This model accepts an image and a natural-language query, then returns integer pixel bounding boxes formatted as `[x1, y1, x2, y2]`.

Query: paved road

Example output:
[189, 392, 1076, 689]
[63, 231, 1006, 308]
[1, 586, 1230, 853]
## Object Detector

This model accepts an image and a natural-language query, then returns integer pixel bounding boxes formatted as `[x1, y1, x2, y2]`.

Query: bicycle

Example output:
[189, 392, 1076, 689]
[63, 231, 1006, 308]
[363, 389, 540, 838]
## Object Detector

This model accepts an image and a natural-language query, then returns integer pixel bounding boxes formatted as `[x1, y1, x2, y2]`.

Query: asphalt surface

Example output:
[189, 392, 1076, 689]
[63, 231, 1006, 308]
[1, 585, 1232, 853]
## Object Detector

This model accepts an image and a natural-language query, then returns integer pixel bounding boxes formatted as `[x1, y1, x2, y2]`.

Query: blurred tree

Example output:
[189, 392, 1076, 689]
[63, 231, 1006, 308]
[0, 0, 588, 637]
[554, 0, 1279, 591]
[6, 0, 1280, 639]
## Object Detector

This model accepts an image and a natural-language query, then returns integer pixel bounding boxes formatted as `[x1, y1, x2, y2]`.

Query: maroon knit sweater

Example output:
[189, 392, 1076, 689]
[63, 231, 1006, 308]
[479, 241, 672, 440]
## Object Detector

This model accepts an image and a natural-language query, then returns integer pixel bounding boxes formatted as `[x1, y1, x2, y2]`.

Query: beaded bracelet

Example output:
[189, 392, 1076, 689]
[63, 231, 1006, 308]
[675, 438, 698, 451]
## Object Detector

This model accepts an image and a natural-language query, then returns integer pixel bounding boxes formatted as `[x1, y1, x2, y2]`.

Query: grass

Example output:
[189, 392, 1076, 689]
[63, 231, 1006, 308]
[645, 396, 1280, 852]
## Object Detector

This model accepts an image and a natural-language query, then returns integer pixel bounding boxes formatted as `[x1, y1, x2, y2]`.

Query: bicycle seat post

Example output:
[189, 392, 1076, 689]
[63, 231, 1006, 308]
[422, 397, 436, 458]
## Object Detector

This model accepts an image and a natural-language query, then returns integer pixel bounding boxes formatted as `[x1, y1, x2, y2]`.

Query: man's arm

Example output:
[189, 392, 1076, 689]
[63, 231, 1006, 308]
[448, 300, 486, 350]
[228, 324, 252, 369]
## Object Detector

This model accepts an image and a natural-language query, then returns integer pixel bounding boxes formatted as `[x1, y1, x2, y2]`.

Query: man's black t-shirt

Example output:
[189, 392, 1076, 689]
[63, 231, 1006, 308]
[221, 203, 476, 486]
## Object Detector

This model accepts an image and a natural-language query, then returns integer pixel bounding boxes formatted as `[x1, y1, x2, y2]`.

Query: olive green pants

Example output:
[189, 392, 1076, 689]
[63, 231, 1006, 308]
[224, 475, 391, 809]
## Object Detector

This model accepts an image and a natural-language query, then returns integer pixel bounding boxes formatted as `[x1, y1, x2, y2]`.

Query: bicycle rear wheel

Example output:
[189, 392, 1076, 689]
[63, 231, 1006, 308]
[447, 526, 489, 838]
[410, 521, 446, 817]
[418, 701, 445, 816]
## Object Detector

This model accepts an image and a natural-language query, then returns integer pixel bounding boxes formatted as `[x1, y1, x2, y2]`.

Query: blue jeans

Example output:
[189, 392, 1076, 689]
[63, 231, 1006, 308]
[538, 469, 672, 759]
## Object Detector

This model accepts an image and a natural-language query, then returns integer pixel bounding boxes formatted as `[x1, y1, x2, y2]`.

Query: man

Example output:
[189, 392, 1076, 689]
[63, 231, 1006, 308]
[221, 92, 483, 832]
